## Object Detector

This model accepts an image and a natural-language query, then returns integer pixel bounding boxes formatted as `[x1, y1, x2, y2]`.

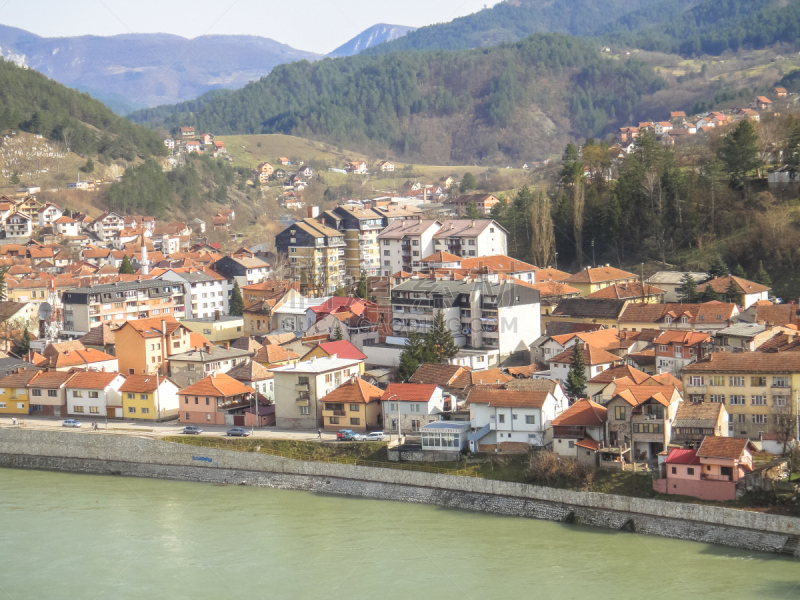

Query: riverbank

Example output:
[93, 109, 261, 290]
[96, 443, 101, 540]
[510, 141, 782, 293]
[1, 428, 798, 558]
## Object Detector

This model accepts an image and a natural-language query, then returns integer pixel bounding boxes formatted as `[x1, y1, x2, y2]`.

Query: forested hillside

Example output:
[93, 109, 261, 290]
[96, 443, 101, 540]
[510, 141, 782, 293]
[0, 58, 166, 159]
[130, 34, 664, 163]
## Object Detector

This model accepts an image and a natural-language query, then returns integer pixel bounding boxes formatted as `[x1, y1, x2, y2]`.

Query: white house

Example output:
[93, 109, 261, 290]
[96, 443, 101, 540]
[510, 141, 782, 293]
[432, 220, 508, 259]
[467, 387, 561, 451]
[550, 398, 608, 460]
[380, 383, 445, 434]
[65, 371, 126, 419]
[377, 219, 442, 275]
[53, 216, 80, 237]
[37, 203, 63, 228]
[548, 343, 622, 386]
[156, 269, 229, 320]
[5, 213, 32, 238]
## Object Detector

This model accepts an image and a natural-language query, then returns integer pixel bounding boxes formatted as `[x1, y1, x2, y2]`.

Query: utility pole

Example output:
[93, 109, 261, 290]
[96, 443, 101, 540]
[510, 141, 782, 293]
[591, 240, 596, 267]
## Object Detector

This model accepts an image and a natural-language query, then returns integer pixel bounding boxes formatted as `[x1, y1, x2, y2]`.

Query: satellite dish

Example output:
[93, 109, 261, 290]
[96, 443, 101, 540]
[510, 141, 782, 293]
[38, 302, 52, 321]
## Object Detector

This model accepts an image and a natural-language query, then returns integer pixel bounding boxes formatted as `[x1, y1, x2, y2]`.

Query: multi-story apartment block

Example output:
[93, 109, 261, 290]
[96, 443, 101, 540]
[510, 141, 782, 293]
[320, 206, 386, 279]
[93, 212, 125, 241]
[37, 203, 63, 228]
[390, 278, 540, 357]
[270, 355, 365, 429]
[62, 280, 179, 335]
[377, 219, 441, 275]
[5, 213, 32, 238]
[274, 218, 346, 295]
[432, 220, 507, 259]
[14, 196, 41, 221]
[682, 352, 800, 439]
[115, 316, 194, 377]
[156, 268, 228, 319]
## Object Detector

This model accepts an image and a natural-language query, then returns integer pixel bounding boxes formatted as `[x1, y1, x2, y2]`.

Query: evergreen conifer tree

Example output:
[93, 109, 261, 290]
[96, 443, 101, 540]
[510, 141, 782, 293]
[707, 255, 730, 279]
[428, 311, 459, 361]
[465, 199, 481, 219]
[355, 271, 368, 299]
[565, 344, 587, 399]
[732, 264, 747, 279]
[699, 284, 719, 302]
[754, 261, 772, 287]
[725, 279, 744, 306]
[118, 255, 134, 275]
[17, 328, 30, 356]
[229, 281, 245, 316]
[678, 273, 698, 303]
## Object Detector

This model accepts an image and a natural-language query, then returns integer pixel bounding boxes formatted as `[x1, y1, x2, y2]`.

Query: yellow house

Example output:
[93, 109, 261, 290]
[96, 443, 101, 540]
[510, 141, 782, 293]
[300, 340, 367, 375]
[682, 352, 800, 440]
[0, 368, 39, 415]
[180, 316, 244, 343]
[563, 266, 638, 296]
[119, 374, 181, 421]
[585, 282, 666, 304]
[320, 377, 383, 433]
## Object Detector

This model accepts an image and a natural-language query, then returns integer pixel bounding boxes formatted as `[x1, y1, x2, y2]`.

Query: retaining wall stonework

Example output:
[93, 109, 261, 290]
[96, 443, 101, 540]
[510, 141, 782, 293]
[1, 429, 798, 557]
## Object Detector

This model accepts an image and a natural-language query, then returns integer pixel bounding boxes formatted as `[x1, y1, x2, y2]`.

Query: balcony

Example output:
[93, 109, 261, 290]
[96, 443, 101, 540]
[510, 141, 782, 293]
[295, 383, 309, 391]
[701, 473, 733, 482]
[323, 409, 346, 417]
[296, 398, 309, 406]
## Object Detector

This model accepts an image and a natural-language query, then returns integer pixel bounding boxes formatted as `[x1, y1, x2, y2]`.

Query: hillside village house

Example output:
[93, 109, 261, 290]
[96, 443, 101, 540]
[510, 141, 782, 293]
[115, 317, 193, 377]
[447, 194, 500, 215]
[65, 371, 126, 419]
[5, 213, 32, 239]
[696, 276, 770, 309]
[563, 266, 638, 296]
[380, 383, 445, 434]
[0, 368, 39, 415]
[682, 352, 800, 439]
[550, 399, 608, 465]
[653, 331, 712, 375]
[467, 386, 561, 452]
[178, 372, 255, 426]
[119, 374, 180, 421]
[320, 376, 383, 432]
[271, 355, 365, 429]
[670, 401, 729, 448]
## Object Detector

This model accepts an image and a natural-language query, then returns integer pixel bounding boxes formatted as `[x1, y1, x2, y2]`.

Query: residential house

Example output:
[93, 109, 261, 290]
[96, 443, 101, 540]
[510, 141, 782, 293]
[459, 255, 539, 285]
[654, 331, 712, 376]
[0, 368, 39, 415]
[618, 302, 739, 333]
[114, 316, 193, 376]
[253, 344, 300, 369]
[755, 96, 772, 110]
[381, 383, 445, 434]
[255, 162, 274, 183]
[301, 340, 367, 373]
[168, 344, 252, 388]
[178, 372, 255, 426]
[271, 356, 365, 429]
[585, 282, 665, 303]
[432, 219, 508, 260]
[65, 371, 126, 419]
[378, 161, 394, 172]
[696, 276, 770, 309]
[447, 194, 500, 216]
[243, 288, 304, 335]
[5, 213, 32, 239]
[545, 298, 628, 329]
[377, 219, 441, 275]
[683, 352, 800, 439]
[645, 272, 709, 302]
[714, 323, 794, 353]
[119, 374, 180, 421]
[408, 363, 473, 398]
[53, 216, 80, 237]
[181, 315, 244, 343]
[37, 203, 63, 228]
[226, 359, 275, 401]
[156, 268, 228, 319]
[320, 376, 383, 432]
[549, 343, 623, 386]
[550, 399, 608, 465]
[467, 386, 560, 451]
[43, 345, 118, 372]
[179, 127, 195, 139]
[563, 266, 638, 296]
[345, 161, 367, 174]
[775, 87, 788, 98]
[671, 401, 728, 448]
[585, 364, 652, 400]
[654, 437, 756, 501]
[212, 255, 271, 288]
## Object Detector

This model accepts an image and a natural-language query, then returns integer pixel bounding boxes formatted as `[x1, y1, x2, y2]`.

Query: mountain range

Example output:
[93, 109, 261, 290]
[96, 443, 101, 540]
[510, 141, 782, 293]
[328, 24, 417, 58]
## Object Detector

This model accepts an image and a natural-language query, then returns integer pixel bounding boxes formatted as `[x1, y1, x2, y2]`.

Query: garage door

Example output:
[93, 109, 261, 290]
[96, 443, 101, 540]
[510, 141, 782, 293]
[233, 415, 245, 426]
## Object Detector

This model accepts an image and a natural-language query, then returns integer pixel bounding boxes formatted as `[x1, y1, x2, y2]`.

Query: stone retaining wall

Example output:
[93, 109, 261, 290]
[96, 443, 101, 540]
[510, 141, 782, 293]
[1, 429, 798, 557]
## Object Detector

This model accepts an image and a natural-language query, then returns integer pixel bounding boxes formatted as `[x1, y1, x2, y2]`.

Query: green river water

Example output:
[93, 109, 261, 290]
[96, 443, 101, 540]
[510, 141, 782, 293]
[0, 468, 798, 599]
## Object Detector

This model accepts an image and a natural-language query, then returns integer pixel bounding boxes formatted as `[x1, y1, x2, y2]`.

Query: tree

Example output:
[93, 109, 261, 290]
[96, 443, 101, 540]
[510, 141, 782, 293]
[732, 264, 747, 279]
[464, 199, 481, 220]
[229, 281, 245, 316]
[725, 279, 744, 305]
[561, 142, 585, 267]
[17, 327, 30, 356]
[355, 271, 368, 300]
[678, 273, 698, 303]
[428, 310, 459, 361]
[460, 172, 476, 192]
[0, 266, 7, 300]
[333, 324, 343, 341]
[333, 285, 347, 297]
[530, 190, 555, 267]
[754, 260, 772, 287]
[397, 331, 429, 381]
[707, 255, 730, 279]
[81, 157, 95, 173]
[9, 171, 19, 185]
[699, 284, 719, 302]
[118, 255, 134, 275]
[565, 344, 587, 399]
[718, 120, 762, 190]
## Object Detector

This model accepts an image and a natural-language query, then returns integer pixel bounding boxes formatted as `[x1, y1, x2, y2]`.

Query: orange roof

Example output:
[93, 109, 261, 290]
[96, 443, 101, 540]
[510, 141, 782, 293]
[467, 387, 550, 408]
[254, 345, 300, 365]
[189, 332, 211, 349]
[66, 371, 122, 389]
[381, 383, 438, 402]
[408, 363, 470, 387]
[49, 348, 116, 368]
[459, 255, 538, 272]
[653, 330, 711, 346]
[530, 281, 581, 296]
[756, 96, 772, 103]
[696, 275, 770, 295]
[120, 316, 185, 338]
[612, 385, 673, 407]
[313, 341, 367, 361]
[179, 372, 254, 397]
[586, 282, 664, 300]
[119, 374, 171, 393]
[0, 368, 40, 387]
[552, 399, 607, 427]
[320, 378, 383, 405]
[586, 364, 649, 385]
[27, 370, 74, 388]
[421, 251, 461, 263]
[550, 344, 622, 366]
[697, 436, 754, 461]
[534, 268, 573, 282]
[564, 266, 637, 284]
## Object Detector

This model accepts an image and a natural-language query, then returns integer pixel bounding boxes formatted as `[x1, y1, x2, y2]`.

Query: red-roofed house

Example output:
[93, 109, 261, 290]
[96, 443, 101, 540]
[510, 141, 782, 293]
[654, 330, 712, 375]
[178, 372, 255, 425]
[320, 377, 383, 432]
[551, 399, 608, 464]
[65, 371, 127, 419]
[301, 340, 367, 370]
[549, 343, 623, 386]
[380, 383, 445, 434]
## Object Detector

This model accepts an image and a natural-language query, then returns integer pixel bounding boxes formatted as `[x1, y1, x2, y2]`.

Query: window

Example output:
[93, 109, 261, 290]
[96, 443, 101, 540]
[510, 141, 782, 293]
[73, 406, 84, 413]
[141, 408, 149, 414]
[710, 376, 725, 386]
[31, 389, 41, 396]
[90, 407, 99, 414]
[141, 394, 149, 400]
[774, 396, 789, 407]
[689, 376, 703, 386]
[174, 342, 180, 349]
[89, 391, 99, 399]
[615, 406, 626, 420]
[349, 404, 360, 412]
[658, 345, 668, 352]
[299, 406, 310, 415]
[753, 414, 768, 424]
[127, 393, 135, 399]
[687, 468, 695, 476]
[186, 413, 190, 420]
[72, 391, 83, 398]
[729, 395, 745, 405]
[750, 377, 767, 387]
[330, 417, 340, 425]
[525, 415, 536, 424]
[48, 390, 57, 397]
[773, 377, 789, 388]
[671, 466, 677, 475]
[498, 414, 505, 424]
[350, 418, 360, 426]
[730, 376, 745, 387]
[751, 395, 766, 406]
[709, 395, 725, 403]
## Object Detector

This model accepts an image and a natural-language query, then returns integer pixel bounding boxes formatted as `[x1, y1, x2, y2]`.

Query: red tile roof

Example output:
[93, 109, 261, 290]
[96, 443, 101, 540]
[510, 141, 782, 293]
[408, 363, 470, 387]
[459, 255, 538, 272]
[665, 448, 701, 465]
[179, 372, 254, 397]
[586, 282, 665, 300]
[550, 344, 622, 366]
[467, 387, 550, 408]
[381, 383, 438, 402]
[119, 374, 169, 393]
[254, 345, 300, 365]
[66, 371, 122, 389]
[320, 378, 383, 405]
[551, 399, 607, 427]
[421, 251, 461, 263]
[586, 364, 649, 385]
[564, 266, 636, 284]
[684, 351, 800, 373]
[697, 436, 754, 461]
[315, 340, 367, 361]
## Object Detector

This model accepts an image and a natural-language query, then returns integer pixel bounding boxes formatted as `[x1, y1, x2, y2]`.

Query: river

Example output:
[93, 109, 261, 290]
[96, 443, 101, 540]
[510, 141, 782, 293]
[1, 468, 798, 599]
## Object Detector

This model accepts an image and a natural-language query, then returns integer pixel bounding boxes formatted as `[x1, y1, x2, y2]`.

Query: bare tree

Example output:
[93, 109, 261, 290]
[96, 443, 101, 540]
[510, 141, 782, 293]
[530, 190, 555, 268]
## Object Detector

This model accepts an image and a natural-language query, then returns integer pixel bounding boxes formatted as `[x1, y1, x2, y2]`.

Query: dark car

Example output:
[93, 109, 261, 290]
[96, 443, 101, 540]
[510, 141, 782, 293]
[226, 427, 250, 437]
[182, 426, 203, 435]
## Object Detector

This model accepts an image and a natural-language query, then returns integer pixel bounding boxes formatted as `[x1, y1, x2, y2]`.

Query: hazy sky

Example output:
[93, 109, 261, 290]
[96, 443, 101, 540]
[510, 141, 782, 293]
[0, 0, 503, 54]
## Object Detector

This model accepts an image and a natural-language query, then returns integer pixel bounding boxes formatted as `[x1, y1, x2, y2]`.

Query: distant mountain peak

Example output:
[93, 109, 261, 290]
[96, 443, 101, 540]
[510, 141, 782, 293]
[327, 23, 416, 57]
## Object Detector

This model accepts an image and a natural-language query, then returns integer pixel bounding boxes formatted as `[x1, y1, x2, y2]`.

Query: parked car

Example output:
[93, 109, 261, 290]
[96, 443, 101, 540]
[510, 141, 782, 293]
[182, 426, 203, 435]
[336, 429, 354, 440]
[339, 430, 362, 441]
[61, 419, 82, 428]
[362, 432, 386, 441]
[226, 427, 250, 437]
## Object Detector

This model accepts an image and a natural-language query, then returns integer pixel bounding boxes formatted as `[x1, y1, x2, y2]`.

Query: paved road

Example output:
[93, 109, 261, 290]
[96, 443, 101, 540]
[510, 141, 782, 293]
[0, 416, 341, 442]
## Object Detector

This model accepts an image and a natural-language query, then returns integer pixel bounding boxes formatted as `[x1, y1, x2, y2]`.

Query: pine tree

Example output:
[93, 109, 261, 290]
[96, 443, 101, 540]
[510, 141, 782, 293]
[465, 199, 481, 219]
[397, 349, 420, 382]
[699, 285, 719, 302]
[565, 344, 587, 399]
[229, 281, 245, 316]
[333, 324, 343, 341]
[9, 172, 19, 185]
[17, 328, 30, 356]
[718, 119, 762, 189]
[460, 172, 476, 192]
[732, 264, 747, 279]
[81, 157, 95, 173]
[118, 255, 134, 275]
[678, 273, 698, 303]
[355, 271, 368, 299]
[754, 261, 772, 287]
[725, 279, 744, 306]
[428, 310, 459, 361]
[707, 255, 730, 279]
[333, 285, 347, 297]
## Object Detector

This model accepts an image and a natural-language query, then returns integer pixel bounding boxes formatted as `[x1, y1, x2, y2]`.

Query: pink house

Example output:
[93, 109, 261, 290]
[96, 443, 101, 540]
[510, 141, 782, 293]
[654, 436, 756, 501]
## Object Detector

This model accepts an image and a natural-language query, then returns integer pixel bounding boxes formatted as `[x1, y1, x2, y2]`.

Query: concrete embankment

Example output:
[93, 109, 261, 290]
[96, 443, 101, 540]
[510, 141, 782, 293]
[1, 429, 798, 557]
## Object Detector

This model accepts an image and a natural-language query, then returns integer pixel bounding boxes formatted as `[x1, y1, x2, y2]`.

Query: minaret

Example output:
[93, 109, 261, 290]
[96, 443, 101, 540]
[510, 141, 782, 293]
[141, 231, 149, 275]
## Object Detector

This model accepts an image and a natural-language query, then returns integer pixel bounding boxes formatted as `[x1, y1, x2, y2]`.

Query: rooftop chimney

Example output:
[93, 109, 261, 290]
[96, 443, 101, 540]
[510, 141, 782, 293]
[161, 319, 167, 336]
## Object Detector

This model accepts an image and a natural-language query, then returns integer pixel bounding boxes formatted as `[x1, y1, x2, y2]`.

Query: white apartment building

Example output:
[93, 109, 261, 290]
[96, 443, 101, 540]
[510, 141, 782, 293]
[377, 219, 442, 275]
[157, 269, 229, 319]
[433, 220, 508, 259]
